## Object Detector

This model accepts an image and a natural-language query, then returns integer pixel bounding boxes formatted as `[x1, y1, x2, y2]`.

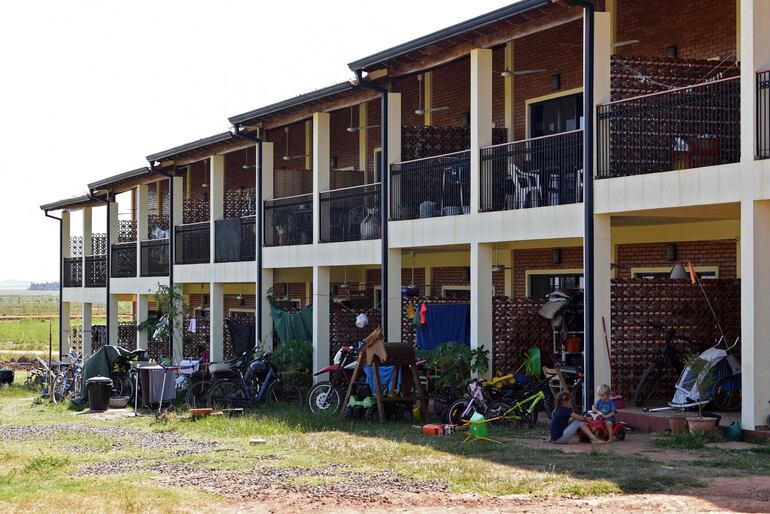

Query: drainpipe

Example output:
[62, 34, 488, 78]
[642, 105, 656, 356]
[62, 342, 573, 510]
[153, 163, 177, 359]
[231, 126, 265, 343]
[44, 210, 63, 358]
[354, 71, 390, 340]
[570, 0, 596, 407]
[89, 191, 112, 348]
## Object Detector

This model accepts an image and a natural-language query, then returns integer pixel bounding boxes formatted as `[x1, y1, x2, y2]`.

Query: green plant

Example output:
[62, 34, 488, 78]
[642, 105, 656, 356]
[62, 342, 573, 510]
[428, 342, 490, 393]
[272, 340, 313, 387]
[683, 353, 716, 418]
[137, 283, 189, 359]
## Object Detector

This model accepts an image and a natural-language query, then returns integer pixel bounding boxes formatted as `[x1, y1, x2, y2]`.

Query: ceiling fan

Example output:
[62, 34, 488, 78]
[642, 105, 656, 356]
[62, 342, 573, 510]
[498, 68, 546, 78]
[282, 126, 309, 161]
[414, 73, 449, 115]
[346, 106, 379, 132]
[491, 244, 511, 272]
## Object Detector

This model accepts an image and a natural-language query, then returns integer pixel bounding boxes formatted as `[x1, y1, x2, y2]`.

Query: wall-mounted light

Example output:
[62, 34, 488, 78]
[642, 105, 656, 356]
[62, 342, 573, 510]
[666, 45, 678, 59]
[666, 243, 677, 262]
[551, 74, 561, 91]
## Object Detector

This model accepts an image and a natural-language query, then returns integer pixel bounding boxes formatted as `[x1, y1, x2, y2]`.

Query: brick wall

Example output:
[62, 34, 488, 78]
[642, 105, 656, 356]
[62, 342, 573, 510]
[492, 46, 507, 132]
[431, 57, 470, 127]
[512, 19, 583, 140]
[272, 283, 308, 307]
[366, 98, 381, 183]
[330, 106, 359, 173]
[513, 247, 583, 298]
[393, 74, 422, 127]
[616, 240, 737, 279]
[265, 121, 312, 197]
[616, 0, 736, 61]
[224, 148, 254, 191]
[365, 267, 427, 297]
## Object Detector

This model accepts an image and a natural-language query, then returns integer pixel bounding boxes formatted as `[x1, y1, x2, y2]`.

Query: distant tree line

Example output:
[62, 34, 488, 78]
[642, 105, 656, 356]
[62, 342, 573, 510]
[28, 282, 59, 291]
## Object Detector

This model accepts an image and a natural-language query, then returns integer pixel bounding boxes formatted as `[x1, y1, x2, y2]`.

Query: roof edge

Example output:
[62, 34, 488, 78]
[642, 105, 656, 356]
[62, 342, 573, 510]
[146, 131, 234, 163]
[40, 195, 92, 212]
[87, 166, 150, 191]
[347, 0, 551, 72]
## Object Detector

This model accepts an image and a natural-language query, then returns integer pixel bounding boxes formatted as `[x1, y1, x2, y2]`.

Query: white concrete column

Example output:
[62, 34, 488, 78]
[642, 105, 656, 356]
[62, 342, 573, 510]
[593, 214, 612, 388]
[261, 268, 274, 351]
[108, 294, 119, 346]
[312, 266, 331, 378]
[470, 242, 493, 376]
[594, 12, 612, 113]
[313, 112, 331, 244]
[210, 282, 224, 362]
[136, 184, 149, 275]
[386, 92, 401, 217]
[741, 200, 770, 430]
[60, 302, 71, 357]
[136, 294, 148, 350]
[210, 155, 225, 262]
[740, 0, 770, 161]
[172, 176, 183, 227]
[61, 211, 71, 258]
[386, 249, 402, 342]
[82, 302, 92, 358]
[470, 48, 493, 214]
[82, 207, 92, 287]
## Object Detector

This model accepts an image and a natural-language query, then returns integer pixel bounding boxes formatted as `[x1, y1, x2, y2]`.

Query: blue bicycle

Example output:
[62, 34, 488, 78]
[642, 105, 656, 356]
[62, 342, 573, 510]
[205, 351, 302, 409]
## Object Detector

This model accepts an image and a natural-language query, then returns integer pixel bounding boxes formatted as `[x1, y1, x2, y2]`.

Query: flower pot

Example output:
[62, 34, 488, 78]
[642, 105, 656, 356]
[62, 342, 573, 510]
[669, 416, 688, 434]
[687, 416, 716, 434]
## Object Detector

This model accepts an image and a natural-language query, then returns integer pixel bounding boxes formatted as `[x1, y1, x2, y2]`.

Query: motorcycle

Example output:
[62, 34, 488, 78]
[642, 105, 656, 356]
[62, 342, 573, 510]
[306, 344, 358, 414]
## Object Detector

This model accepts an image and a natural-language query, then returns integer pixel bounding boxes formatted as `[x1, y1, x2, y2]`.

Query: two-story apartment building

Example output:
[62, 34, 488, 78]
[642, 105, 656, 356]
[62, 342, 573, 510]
[41, 0, 770, 430]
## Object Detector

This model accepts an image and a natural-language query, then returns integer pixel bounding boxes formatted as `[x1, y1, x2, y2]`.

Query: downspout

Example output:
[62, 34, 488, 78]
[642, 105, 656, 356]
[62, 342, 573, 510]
[153, 163, 177, 359]
[231, 126, 265, 343]
[90, 191, 111, 348]
[571, 0, 596, 407]
[44, 210, 63, 358]
[354, 70, 390, 340]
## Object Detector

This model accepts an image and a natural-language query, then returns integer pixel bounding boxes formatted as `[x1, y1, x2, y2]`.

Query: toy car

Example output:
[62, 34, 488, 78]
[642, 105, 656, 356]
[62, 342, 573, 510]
[579, 410, 627, 441]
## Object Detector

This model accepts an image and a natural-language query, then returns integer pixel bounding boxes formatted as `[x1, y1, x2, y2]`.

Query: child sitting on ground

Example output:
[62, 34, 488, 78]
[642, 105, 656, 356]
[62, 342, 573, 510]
[549, 391, 606, 444]
[592, 384, 617, 441]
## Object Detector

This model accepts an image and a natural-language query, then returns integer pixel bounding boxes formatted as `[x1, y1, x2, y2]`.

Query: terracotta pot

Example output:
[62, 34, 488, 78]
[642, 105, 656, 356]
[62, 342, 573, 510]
[687, 416, 716, 434]
[669, 416, 688, 434]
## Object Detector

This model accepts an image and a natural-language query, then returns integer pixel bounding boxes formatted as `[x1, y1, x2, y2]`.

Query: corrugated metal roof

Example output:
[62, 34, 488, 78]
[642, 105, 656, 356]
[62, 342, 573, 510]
[87, 167, 150, 191]
[40, 195, 92, 212]
[229, 82, 355, 125]
[146, 131, 234, 163]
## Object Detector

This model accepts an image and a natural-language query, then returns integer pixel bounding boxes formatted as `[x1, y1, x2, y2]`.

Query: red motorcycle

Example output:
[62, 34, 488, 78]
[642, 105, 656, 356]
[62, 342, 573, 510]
[306, 345, 359, 414]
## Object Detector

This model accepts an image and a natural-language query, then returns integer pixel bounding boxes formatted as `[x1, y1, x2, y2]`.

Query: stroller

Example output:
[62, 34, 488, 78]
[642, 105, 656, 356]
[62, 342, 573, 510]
[668, 336, 741, 410]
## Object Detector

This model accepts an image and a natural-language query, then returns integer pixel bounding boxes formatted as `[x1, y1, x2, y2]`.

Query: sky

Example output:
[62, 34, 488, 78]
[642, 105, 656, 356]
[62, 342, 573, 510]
[0, 0, 512, 283]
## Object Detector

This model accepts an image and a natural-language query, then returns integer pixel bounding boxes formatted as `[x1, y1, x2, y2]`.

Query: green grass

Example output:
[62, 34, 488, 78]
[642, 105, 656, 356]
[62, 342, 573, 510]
[653, 431, 725, 450]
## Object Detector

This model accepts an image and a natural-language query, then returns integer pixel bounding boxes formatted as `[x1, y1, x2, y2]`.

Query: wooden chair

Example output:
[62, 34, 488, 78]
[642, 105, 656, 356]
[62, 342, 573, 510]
[543, 366, 572, 408]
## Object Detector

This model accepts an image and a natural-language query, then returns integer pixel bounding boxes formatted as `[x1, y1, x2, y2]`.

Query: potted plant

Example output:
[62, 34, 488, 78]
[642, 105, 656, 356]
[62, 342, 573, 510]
[683, 353, 717, 434]
[137, 283, 189, 362]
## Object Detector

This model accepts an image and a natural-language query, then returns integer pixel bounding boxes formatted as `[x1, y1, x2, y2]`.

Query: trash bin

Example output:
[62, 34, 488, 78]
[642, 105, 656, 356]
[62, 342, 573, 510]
[138, 366, 175, 408]
[0, 368, 14, 385]
[87, 376, 112, 411]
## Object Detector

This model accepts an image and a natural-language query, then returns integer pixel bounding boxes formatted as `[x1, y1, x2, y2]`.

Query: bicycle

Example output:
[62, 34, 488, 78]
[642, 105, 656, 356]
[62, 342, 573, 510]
[484, 379, 550, 428]
[25, 357, 58, 395]
[184, 355, 247, 409]
[206, 351, 303, 410]
[634, 322, 692, 406]
[52, 352, 82, 404]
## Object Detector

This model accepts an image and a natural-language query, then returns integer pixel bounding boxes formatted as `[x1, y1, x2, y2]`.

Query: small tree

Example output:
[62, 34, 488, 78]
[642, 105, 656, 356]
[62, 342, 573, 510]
[137, 283, 189, 360]
[683, 353, 716, 418]
[428, 342, 490, 395]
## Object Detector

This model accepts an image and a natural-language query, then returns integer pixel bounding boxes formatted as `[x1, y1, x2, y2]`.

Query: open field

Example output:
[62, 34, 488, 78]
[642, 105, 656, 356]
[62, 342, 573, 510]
[3, 377, 770, 513]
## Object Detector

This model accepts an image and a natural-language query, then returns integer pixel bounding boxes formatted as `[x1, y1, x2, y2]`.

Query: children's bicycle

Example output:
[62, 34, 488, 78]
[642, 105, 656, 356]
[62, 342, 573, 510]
[484, 379, 550, 428]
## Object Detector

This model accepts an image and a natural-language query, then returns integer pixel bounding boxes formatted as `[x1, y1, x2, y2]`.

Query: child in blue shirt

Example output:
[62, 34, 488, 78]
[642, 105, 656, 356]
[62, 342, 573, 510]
[549, 391, 606, 444]
[592, 384, 617, 441]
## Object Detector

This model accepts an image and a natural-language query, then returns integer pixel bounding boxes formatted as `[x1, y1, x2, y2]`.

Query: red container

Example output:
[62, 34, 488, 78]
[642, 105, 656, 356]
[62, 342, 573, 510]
[422, 424, 444, 436]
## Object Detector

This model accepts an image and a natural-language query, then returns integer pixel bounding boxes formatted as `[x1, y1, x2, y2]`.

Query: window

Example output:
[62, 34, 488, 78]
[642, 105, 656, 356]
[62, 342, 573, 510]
[442, 286, 470, 299]
[373, 286, 382, 309]
[527, 273, 584, 299]
[529, 92, 583, 137]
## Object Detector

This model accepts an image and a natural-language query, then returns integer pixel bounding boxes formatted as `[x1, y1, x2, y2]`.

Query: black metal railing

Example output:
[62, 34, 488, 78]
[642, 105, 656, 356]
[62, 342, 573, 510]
[84, 255, 107, 287]
[264, 194, 313, 247]
[111, 242, 137, 278]
[480, 130, 583, 212]
[240, 216, 256, 260]
[390, 150, 470, 221]
[140, 239, 169, 277]
[320, 183, 381, 243]
[63, 257, 82, 287]
[175, 222, 210, 265]
[597, 76, 740, 178]
[759, 71, 770, 159]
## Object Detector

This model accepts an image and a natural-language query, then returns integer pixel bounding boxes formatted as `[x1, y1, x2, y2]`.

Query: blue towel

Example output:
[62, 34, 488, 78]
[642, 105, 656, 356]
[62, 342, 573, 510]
[364, 365, 399, 393]
[416, 303, 470, 350]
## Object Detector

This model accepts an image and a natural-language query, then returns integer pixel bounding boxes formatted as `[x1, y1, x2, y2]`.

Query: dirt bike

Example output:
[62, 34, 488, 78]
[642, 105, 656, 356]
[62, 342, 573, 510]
[307, 345, 359, 415]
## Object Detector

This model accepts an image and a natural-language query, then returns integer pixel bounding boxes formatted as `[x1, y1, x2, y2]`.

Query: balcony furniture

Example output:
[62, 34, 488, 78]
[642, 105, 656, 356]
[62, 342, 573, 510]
[319, 184, 380, 243]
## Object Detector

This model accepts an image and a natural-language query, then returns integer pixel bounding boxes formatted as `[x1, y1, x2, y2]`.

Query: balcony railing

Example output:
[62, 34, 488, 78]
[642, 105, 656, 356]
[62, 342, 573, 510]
[759, 71, 770, 159]
[148, 213, 170, 240]
[320, 183, 381, 243]
[390, 150, 470, 221]
[63, 257, 82, 287]
[225, 188, 257, 218]
[117, 220, 137, 243]
[84, 256, 107, 287]
[140, 239, 169, 277]
[175, 222, 210, 265]
[111, 242, 136, 278]
[240, 216, 256, 261]
[480, 130, 583, 212]
[264, 194, 313, 247]
[597, 76, 740, 178]
[183, 198, 210, 224]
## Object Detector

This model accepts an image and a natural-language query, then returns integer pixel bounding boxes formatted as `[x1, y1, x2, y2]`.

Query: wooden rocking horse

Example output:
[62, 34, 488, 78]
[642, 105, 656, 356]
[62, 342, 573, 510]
[340, 327, 427, 423]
